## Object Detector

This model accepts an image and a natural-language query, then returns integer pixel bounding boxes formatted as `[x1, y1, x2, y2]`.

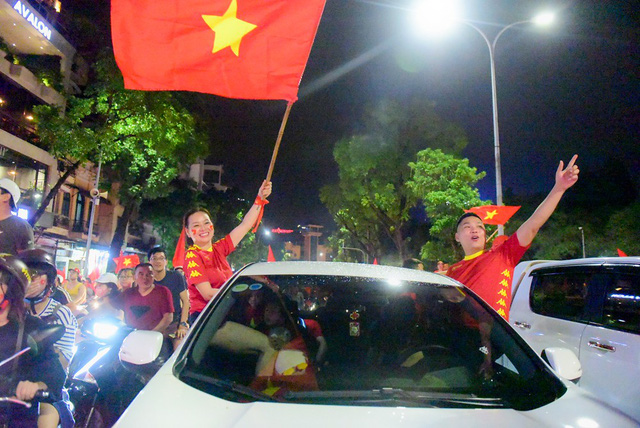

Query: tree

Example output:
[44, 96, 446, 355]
[33, 52, 208, 269]
[320, 98, 469, 262]
[407, 148, 489, 263]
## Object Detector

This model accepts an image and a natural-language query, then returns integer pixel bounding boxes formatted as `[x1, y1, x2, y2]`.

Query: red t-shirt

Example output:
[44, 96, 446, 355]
[446, 234, 529, 320]
[184, 236, 235, 314]
[115, 285, 174, 331]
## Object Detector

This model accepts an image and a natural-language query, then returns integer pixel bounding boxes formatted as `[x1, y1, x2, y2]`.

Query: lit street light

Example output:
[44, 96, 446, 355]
[411, 3, 555, 235]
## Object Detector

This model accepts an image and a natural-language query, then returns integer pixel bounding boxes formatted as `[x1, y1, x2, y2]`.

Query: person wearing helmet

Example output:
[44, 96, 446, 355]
[0, 178, 34, 255]
[0, 254, 67, 427]
[20, 249, 78, 369]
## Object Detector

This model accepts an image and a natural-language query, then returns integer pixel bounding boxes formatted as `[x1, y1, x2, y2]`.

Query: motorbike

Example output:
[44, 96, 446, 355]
[67, 316, 171, 427]
[66, 316, 137, 428]
[0, 324, 66, 428]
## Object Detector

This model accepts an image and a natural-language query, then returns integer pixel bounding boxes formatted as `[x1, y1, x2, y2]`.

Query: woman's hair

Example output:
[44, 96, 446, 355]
[0, 269, 25, 321]
[182, 207, 213, 246]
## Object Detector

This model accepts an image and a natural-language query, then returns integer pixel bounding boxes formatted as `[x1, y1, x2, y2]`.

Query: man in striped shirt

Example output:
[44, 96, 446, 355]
[20, 249, 78, 369]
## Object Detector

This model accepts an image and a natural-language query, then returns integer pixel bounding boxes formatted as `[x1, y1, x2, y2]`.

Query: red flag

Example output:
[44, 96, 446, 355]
[373, 258, 378, 265]
[173, 228, 187, 268]
[88, 266, 101, 282]
[617, 248, 628, 257]
[465, 205, 521, 226]
[111, 0, 326, 101]
[113, 253, 140, 273]
[267, 245, 276, 262]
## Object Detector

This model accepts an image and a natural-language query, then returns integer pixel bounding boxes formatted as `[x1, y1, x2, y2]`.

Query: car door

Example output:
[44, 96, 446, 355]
[512, 266, 600, 358]
[579, 266, 640, 422]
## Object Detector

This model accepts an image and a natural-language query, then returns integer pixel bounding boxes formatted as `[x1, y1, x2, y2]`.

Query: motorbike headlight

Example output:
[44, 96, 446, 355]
[92, 322, 119, 340]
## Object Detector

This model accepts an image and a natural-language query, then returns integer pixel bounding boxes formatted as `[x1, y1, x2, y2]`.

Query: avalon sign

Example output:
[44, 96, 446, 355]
[13, 0, 52, 41]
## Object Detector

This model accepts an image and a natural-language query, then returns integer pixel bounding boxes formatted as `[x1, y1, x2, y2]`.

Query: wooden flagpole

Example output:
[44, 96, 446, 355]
[265, 101, 294, 182]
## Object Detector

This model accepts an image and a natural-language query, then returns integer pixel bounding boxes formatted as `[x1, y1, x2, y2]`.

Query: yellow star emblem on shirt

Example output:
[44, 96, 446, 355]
[484, 210, 498, 220]
[203, 0, 257, 56]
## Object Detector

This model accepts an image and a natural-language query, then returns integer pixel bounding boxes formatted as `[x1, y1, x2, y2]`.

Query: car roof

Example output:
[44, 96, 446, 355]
[516, 257, 640, 271]
[236, 261, 462, 286]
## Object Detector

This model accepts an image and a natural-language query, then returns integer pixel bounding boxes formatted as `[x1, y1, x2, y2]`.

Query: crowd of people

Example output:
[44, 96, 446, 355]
[0, 155, 580, 424]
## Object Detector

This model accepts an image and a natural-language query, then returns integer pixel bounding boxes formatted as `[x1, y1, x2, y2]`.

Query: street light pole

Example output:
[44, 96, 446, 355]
[578, 226, 585, 258]
[342, 246, 368, 264]
[462, 20, 530, 236]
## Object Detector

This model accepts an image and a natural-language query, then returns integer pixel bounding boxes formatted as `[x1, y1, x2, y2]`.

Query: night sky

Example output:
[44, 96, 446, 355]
[68, 0, 638, 231]
[192, 0, 639, 231]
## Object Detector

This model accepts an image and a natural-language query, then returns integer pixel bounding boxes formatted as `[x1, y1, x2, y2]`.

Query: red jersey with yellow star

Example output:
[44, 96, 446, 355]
[446, 234, 529, 320]
[184, 235, 235, 314]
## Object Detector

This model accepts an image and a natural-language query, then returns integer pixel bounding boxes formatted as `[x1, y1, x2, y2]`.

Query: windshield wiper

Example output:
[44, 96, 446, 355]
[181, 370, 281, 402]
[284, 388, 507, 408]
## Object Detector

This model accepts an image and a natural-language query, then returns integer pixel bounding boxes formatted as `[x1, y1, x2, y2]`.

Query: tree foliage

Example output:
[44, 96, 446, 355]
[33, 52, 208, 266]
[407, 148, 489, 262]
[321, 98, 471, 262]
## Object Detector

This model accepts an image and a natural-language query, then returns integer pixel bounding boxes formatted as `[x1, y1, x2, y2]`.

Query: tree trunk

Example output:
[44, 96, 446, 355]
[107, 200, 138, 272]
[29, 160, 82, 226]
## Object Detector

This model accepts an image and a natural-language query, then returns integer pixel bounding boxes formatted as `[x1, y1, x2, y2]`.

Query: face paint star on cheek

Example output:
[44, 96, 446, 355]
[192, 229, 198, 236]
[209, 225, 214, 231]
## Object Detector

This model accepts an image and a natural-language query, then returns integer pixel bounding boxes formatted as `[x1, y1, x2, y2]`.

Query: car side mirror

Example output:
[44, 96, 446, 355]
[119, 330, 164, 365]
[541, 347, 582, 382]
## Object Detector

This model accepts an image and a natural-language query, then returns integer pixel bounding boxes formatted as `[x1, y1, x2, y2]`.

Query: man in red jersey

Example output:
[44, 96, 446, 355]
[446, 155, 580, 319]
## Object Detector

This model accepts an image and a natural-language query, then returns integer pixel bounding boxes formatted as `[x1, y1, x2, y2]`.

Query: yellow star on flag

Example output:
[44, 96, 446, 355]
[203, 0, 257, 56]
[501, 269, 511, 278]
[484, 210, 498, 220]
[123, 258, 131, 266]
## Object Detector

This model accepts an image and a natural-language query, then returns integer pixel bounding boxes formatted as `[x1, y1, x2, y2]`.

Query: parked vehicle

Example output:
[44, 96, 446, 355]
[115, 262, 636, 427]
[510, 257, 640, 423]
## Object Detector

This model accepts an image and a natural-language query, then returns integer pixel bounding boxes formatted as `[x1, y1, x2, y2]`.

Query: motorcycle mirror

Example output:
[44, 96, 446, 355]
[27, 324, 65, 356]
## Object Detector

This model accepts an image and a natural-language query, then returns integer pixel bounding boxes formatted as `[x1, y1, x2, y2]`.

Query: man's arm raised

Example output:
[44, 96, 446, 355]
[516, 155, 580, 247]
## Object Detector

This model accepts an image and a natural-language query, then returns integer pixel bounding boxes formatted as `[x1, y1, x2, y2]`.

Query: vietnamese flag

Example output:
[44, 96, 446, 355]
[465, 205, 521, 226]
[111, 0, 326, 101]
[617, 249, 628, 257]
[113, 253, 140, 273]
[267, 245, 276, 262]
[173, 228, 187, 269]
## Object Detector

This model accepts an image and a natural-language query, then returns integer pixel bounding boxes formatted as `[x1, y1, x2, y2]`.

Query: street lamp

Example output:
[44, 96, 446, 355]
[341, 246, 368, 264]
[578, 226, 585, 258]
[411, 4, 555, 234]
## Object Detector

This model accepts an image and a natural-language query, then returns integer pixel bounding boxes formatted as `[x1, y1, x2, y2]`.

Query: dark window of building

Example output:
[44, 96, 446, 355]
[61, 192, 70, 217]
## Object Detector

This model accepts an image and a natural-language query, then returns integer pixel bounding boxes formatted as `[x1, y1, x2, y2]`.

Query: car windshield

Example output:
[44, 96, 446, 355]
[176, 273, 565, 409]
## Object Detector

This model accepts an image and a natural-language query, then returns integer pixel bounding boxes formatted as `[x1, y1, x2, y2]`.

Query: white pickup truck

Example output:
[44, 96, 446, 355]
[509, 257, 640, 423]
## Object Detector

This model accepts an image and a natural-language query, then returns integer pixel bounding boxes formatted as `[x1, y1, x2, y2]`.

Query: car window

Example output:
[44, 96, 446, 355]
[530, 270, 593, 322]
[602, 272, 640, 335]
[177, 274, 565, 410]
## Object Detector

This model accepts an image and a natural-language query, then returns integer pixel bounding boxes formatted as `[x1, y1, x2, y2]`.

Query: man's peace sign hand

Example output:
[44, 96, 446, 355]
[556, 154, 580, 191]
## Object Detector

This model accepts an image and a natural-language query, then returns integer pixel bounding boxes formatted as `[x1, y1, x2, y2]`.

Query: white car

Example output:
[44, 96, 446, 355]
[510, 257, 640, 423]
[116, 262, 637, 427]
